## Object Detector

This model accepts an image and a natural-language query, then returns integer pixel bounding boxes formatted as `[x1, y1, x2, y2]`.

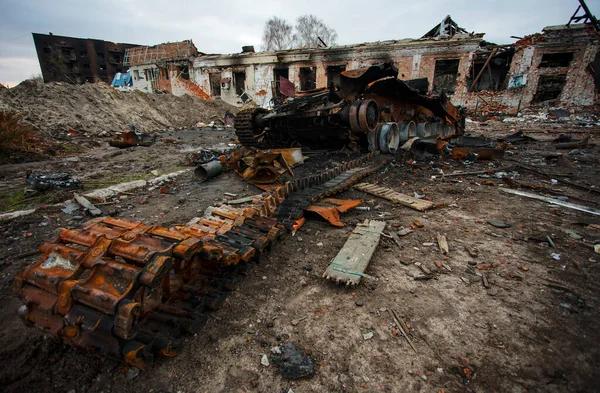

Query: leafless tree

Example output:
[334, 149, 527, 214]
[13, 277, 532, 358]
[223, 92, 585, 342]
[293, 15, 338, 48]
[261, 17, 294, 51]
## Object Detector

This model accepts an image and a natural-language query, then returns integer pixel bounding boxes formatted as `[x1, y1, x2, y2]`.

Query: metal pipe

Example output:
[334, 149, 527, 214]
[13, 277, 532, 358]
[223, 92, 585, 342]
[194, 161, 223, 182]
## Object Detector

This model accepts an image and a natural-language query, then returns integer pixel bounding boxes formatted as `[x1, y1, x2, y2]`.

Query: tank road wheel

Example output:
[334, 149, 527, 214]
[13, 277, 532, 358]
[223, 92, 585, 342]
[358, 99, 379, 132]
[234, 108, 268, 148]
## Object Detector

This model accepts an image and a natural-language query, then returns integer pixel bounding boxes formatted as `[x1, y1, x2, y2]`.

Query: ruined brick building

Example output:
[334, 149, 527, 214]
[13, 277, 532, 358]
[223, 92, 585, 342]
[32, 33, 139, 84]
[125, 15, 599, 113]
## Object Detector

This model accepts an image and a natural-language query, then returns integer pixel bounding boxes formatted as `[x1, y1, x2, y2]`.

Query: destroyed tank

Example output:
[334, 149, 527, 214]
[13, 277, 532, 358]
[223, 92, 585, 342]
[235, 62, 465, 153]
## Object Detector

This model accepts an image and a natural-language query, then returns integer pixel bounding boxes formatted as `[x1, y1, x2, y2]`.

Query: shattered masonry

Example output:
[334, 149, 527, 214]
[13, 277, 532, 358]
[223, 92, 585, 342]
[124, 16, 599, 113]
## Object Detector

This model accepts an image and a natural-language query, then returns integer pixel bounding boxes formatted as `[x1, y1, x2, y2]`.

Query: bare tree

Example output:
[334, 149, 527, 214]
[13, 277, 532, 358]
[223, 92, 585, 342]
[261, 17, 294, 51]
[293, 15, 338, 48]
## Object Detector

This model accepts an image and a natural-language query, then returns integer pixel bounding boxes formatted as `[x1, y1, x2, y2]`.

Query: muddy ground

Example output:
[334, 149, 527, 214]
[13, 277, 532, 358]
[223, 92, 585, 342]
[0, 113, 599, 393]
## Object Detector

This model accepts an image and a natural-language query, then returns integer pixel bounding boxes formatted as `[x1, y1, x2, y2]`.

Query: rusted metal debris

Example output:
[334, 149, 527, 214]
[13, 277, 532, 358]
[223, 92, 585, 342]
[109, 131, 155, 148]
[224, 147, 303, 186]
[14, 151, 391, 368]
[234, 62, 464, 152]
[305, 199, 362, 227]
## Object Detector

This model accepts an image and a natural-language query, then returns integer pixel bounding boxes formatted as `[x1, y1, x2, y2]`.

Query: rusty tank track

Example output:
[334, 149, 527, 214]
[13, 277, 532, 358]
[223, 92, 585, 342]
[13, 152, 389, 369]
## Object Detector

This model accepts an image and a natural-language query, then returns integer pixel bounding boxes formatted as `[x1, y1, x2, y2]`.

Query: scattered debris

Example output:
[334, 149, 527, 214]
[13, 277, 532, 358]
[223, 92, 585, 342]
[109, 130, 155, 148]
[194, 160, 223, 182]
[323, 219, 386, 286]
[270, 342, 315, 380]
[437, 234, 449, 254]
[73, 193, 102, 216]
[500, 188, 600, 216]
[354, 183, 438, 211]
[363, 331, 374, 340]
[305, 199, 362, 227]
[398, 228, 413, 236]
[26, 172, 82, 191]
[487, 220, 512, 228]
[388, 309, 417, 353]
[261, 354, 270, 366]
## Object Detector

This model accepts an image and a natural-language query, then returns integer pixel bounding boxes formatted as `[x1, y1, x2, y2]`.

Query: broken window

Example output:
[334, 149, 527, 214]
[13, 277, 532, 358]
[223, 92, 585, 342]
[539, 52, 574, 68]
[234, 71, 246, 95]
[97, 52, 105, 63]
[327, 65, 345, 89]
[299, 67, 316, 91]
[133, 70, 140, 80]
[43, 47, 51, 54]
[179, 65, 190, 80]
[432, 59, 460, 94]
[467, 49, 514, 92]
[533, 74, 567, 103]
[210, 73, 221, 97]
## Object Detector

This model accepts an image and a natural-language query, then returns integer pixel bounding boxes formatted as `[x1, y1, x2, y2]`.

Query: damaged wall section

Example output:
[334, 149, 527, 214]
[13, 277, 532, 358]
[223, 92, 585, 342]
[123, 18, 598, 113]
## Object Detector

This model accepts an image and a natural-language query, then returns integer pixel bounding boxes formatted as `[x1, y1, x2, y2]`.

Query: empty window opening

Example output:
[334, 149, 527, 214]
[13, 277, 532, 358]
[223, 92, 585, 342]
[97, 52, 105, 62]
[299, 67, 316, 91]
[234, 71, 246, 95]
[468, 50, 514, 92]
[539, 52, 574, 68]
[327, 65, 346, 89]
[273, 67, 290, 98]
[83, 63, 90, 69]
[209, 73, 221, 97]
[432, 59, 460, 94]
[533, 74, 567, 103]
[160, 67, 169, 80]
[133, 70, 140, 80]
[43, 47, 51, 54]
[109, 51, 122, 64]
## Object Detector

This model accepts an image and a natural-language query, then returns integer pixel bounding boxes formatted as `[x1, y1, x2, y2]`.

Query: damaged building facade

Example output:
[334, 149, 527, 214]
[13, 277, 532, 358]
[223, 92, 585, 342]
[124, 40, 209, 99]
[127, 16, 599, 113]
[33, 33, 138, 84]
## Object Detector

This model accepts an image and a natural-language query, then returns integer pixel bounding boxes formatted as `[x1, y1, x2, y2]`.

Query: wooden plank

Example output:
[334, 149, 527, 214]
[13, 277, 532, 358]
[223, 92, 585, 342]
[323, 219, 386, 286]
[74, 193, 102, 216]
[354, 183, 436, 211]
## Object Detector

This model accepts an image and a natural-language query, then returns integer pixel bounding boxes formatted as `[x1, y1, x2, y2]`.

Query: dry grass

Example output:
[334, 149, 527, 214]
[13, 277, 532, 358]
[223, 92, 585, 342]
[0, 110, 48, 163]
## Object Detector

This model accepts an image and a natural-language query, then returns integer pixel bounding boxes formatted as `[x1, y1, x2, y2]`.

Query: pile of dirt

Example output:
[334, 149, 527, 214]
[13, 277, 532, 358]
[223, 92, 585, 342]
[0, 79, 238, 137]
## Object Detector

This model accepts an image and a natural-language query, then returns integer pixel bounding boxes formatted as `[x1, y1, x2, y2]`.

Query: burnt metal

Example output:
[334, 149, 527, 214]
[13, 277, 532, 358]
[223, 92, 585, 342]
[109, 131, 156, 148]
[234, 62, 464, 152]
[14, 152, 388, 369]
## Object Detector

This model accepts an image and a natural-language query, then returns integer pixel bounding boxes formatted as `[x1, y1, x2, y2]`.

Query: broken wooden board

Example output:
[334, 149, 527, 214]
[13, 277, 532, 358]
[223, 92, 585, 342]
[354, 183, 437, 211]
[323, 219, 386, 286]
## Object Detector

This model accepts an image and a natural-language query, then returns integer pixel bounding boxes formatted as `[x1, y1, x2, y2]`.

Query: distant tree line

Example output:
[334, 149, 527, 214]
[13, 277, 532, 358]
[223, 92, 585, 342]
[261, 15, 338, 51]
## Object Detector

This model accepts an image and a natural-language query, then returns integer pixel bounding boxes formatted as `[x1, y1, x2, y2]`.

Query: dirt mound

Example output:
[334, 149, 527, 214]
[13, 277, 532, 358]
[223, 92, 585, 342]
[0, 79, 237, 137]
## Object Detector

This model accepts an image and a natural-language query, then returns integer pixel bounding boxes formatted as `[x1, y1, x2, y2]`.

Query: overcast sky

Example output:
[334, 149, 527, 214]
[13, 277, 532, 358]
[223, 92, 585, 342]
[1, 0, 597, 87]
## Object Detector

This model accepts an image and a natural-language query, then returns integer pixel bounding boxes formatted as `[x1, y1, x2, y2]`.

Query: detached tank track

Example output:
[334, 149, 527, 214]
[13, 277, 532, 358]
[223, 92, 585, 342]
[13, 152, 390, 369]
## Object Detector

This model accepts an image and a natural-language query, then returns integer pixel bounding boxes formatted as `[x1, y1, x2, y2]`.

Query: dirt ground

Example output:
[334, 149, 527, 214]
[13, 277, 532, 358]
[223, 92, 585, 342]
[1, 110, 599, 393]
[0, 79, 237, 138]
